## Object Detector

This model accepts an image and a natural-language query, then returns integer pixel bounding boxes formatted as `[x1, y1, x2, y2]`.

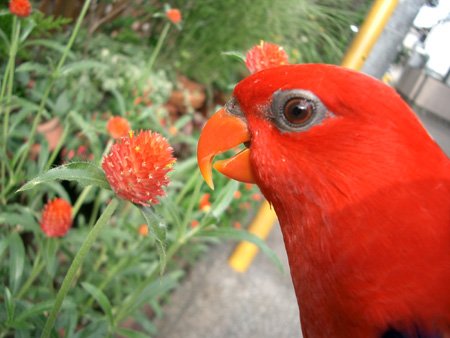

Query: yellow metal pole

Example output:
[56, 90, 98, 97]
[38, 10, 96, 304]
[228, 200, 277, 272]
[228, 0, 398, 273]
[341, 0, 398, 71]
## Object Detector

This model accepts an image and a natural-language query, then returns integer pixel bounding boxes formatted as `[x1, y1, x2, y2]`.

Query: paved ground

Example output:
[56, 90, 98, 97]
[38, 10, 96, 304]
[154, 223, 301, 338]
[153, 107, 450, 338]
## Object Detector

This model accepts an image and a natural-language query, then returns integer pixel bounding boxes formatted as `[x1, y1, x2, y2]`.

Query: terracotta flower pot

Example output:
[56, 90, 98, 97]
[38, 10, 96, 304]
[37, 117, 63, 151]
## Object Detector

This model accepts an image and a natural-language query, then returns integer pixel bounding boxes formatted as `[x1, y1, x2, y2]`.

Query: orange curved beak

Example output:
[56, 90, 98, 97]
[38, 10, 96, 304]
[197, 106, 255, 189]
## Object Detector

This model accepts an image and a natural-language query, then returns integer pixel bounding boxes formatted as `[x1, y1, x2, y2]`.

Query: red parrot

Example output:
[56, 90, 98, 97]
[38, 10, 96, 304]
[197, 64, 450, 338]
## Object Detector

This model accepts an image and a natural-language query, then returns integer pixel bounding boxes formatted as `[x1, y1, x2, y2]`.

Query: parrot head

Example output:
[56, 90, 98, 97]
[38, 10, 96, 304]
[198, 63, 434, 207]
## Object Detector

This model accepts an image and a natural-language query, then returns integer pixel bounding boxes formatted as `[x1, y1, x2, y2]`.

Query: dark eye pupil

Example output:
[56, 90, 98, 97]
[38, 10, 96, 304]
[284, 99, 313, 124]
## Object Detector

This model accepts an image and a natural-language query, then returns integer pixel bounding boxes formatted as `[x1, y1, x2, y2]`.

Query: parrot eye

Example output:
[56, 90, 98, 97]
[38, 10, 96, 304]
[283, 98, 314, 125]
[271, 89, 327, 133]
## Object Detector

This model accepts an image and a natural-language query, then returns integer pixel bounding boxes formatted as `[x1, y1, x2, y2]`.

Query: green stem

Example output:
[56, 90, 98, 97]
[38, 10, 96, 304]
[13, 0, 93, 185]
[177, 173, 203, 240]
[1, 17, 20, 202]
[17, 251, 45, 300]
[79, 256, 129, 317]
[145, 22, 171, 78]
[114, 220, 203, 324]
[71, 185, 93, 219]
[41, 198, 119, 338]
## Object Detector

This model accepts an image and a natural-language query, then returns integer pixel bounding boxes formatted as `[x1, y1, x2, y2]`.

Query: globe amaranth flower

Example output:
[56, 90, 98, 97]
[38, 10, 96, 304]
[9, 0, 31, 17]
[40, 198, 73, 238]
[107, 116, 131, 140]
[245, 41, 289, 74]
[102, 130, 175, 206]
[166, 9, 182, 23]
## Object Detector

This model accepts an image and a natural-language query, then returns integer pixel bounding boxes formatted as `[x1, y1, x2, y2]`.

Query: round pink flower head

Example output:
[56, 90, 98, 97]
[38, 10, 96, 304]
[9, 0, 31, 17]
[102, 130, 175, 206]
[107, 116, 131, 140]
[40, 198, 73, 238]
[245, 41, 289, 74]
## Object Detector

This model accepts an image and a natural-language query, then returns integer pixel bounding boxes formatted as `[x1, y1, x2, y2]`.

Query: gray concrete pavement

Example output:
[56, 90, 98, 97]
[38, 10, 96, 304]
[154, 223, 301, 338]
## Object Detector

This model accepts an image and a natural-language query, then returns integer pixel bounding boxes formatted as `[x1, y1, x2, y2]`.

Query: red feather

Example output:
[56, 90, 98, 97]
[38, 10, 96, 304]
[233, 64, 450, 337]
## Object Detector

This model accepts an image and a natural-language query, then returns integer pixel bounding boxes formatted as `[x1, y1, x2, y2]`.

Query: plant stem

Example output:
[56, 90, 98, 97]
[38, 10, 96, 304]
[145, 22, 171, 79]
[177, 173, 203, 240]
[114, 220, 204, 324]
[17, 251, 45, 300]
[13, 0, 93, 186]
[41, 197, 119, 338]
[1, 16, 20, 203]
[71, 185, 93, 219]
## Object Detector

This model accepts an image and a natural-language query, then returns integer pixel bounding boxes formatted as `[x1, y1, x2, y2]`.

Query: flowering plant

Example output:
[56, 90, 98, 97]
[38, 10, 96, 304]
[0, 2, 277, 337]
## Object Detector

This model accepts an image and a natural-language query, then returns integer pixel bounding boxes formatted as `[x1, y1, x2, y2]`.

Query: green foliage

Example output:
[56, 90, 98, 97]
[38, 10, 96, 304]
[162, 0, 368, 88]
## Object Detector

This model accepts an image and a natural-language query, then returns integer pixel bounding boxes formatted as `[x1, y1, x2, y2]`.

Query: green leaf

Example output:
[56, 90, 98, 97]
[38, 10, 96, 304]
[139, 206, 167, 276]
[81, 282, 114, 326]
[9, 320, 34, 330]
[0, 237, 10, 258]
[0, 211, 39, 233]
[9, 232, 25, 295]
[211, 179, 239, 217]
[173, 115, 192, 130]
[37, 138, 50, 173]
[198, 228, 284, 273]
[42, 237, 58, 277]
[70, 111, 102, 160]
[19, 18, 36, 43]
[22, 39, 76, 60]
[4, 287, 14, 321]
[162, 197, 182, 231]
[18, 162, 111, 192]
[0, 27, 10, 50]
[109, 88, 126, 116]
[221, 50, 246, 63]
[59, 60, 109, 76]
[15, 61, 49, 76]
[54, 91, 71, 116]
[15, 300, 55, 321]
[114, 328, 151, 338]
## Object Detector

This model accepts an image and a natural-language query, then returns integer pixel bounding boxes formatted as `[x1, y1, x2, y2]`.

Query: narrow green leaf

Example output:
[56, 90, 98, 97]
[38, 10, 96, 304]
[19, 18, 36, 43]
[211, 179, 239, 217]
[0, 211, 39, 233]
[42, 237, 58, 277]
[221, 50, 246, 63]
[54, 91, 71, 116]
[15, 62, 48, 75]
[198, 228, 284, 273]
[4, 287, 14, 321]
[162, 197, 182, 231]
[22, 39, 76, 60]
[0, 237, 10, 258]
[0, 27, 10, 49]
[114, 328, 151, 338]
[9, 232, 25, 294]
[15, 300, 54, 321]
[139, 206, 167, 276]
[37, 139, 50, 173]
[18, 162, 110, 192]
[109, 88, 126, 116]
[59, 60, 109, 76]
[70, 111, 102, 160]
[173, 115, 192, 130]
[9, 320, 34, 330]
[81, 282, 114, 326]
